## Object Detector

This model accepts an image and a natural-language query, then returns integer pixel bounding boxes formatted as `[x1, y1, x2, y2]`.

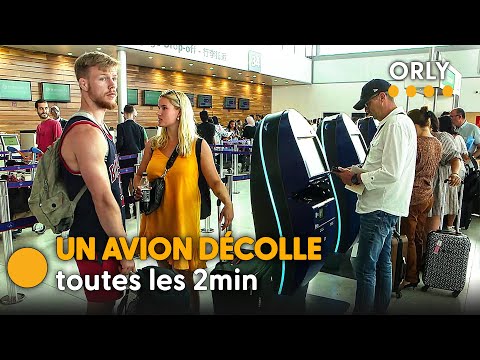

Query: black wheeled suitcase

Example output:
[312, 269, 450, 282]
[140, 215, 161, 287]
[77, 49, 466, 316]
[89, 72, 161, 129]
[210, 199, 276, 315]
[391, 228, 408, 298]
[460, 156, 480, 229]
[210, 253, 276, 315]
[422, 181, 471, 297]
[117, 266, 191, 315]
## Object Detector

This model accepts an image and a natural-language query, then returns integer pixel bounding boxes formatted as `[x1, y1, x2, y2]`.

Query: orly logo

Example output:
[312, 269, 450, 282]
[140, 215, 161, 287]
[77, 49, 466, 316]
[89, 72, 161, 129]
[389, 61, 450, 81]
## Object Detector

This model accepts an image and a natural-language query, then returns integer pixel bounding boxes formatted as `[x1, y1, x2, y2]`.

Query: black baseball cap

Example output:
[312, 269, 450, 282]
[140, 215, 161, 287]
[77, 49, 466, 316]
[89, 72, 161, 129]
[353, 79, 391, 110]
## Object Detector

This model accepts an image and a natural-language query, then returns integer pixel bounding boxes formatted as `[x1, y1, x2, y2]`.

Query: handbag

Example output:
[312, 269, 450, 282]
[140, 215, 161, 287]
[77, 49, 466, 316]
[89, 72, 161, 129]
[140, 147, 179, 215]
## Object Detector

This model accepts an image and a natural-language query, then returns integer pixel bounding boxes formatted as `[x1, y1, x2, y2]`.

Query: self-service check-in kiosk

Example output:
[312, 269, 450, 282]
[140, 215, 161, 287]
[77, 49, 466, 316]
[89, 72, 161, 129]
[250, 109, 339, 303]
[0, 134, 22, 167]
[145, 126, 159, 140]
[356, 116, 379, 149]
[19, 130, 36, 151]
[317, 113, 367, 255]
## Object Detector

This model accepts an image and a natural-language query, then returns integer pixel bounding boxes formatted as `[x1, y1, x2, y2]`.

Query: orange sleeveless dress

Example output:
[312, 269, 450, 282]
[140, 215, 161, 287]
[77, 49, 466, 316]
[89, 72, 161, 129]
[139, 141, 206, 271]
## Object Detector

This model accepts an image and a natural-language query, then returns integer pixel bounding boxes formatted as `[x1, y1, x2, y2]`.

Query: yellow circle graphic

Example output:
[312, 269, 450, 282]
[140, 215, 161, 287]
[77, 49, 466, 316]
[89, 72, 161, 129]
[7, 248, 48, 288]
[406, 85, 417, 97]
[424, 85, 434, 98]
[443, 85, 453, 97]
[388, 85, 399, 98]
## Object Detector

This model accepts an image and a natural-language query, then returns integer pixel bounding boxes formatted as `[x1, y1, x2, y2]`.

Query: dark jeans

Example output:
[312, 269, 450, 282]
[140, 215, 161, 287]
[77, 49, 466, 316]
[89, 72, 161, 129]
[353, 210, 399, 314]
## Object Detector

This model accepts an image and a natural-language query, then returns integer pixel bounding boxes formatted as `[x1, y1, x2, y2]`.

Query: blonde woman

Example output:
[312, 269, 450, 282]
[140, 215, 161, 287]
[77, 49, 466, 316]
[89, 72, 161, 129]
[133, 89, 234, 314]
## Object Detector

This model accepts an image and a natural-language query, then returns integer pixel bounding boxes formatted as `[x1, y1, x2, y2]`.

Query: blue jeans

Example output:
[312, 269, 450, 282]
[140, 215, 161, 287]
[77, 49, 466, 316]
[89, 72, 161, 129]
[353, 210, 399, 314]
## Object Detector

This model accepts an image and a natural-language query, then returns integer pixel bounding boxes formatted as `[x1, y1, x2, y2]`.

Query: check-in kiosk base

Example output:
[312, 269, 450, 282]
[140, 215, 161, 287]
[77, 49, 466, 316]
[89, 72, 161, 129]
[250, 109, 341, 311]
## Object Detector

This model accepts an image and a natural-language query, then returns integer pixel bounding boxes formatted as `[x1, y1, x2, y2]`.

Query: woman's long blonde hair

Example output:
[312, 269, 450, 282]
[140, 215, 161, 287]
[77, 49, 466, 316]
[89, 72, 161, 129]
[150, 90, 197, 157]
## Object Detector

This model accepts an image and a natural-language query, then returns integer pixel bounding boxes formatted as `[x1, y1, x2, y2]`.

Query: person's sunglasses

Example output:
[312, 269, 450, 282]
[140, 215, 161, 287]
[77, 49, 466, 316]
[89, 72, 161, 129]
[160, 89, 181, 104]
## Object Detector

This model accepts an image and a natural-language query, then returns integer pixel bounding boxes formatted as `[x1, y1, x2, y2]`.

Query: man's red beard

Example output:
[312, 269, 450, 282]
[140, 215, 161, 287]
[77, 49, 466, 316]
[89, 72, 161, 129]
[95, 97, 117, 111]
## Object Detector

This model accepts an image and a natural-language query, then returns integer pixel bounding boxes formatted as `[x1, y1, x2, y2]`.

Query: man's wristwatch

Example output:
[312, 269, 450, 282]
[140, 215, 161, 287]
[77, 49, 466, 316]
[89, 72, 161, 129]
[351, 174, 360, 185]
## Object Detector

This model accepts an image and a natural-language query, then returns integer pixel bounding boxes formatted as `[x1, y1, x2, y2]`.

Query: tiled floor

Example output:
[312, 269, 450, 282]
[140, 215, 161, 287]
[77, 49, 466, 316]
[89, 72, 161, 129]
[0, 179, 479, 315]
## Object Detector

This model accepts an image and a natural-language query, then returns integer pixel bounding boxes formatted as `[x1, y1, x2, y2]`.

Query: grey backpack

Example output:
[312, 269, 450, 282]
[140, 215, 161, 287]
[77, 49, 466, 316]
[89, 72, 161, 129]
[28, 112, 95, 233]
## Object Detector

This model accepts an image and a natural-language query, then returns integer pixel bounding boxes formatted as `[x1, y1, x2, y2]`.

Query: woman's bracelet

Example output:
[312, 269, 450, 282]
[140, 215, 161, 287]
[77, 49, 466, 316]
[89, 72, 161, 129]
[451, 173, 461, 178]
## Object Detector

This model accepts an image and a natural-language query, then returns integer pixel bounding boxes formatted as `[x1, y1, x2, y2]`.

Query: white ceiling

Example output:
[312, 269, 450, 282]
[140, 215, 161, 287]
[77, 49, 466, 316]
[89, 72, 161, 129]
[6, 45, 307, 86]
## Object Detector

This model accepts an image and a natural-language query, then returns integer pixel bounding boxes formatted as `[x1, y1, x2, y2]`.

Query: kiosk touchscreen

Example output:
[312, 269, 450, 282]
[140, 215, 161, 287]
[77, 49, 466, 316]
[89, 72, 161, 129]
[0, 134, 22, 167]
[250, 109, 339, 298]
[317, 113, 367, 254]
[144, 126, 159, 140]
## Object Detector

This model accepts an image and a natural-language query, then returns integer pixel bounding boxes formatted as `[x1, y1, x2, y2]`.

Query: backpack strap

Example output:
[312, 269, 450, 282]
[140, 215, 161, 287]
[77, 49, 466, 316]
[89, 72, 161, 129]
[72, 184, 88, 204]
[62, 113, 111, 201]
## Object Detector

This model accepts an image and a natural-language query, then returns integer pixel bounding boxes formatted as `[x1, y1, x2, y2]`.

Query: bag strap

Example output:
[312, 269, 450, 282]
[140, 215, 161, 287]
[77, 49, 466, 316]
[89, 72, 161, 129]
[363, 111, 405, 164]
[196, 137, 202, 170]
[72, 186, 88, 204]
[161, 146, 179, 178]
[117, 271, 135, 315]
[60, 114, 103, 201]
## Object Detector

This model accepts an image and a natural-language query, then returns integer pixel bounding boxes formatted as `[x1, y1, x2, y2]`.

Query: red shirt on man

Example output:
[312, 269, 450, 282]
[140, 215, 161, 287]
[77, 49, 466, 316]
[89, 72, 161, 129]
[36, 118, 62, 153]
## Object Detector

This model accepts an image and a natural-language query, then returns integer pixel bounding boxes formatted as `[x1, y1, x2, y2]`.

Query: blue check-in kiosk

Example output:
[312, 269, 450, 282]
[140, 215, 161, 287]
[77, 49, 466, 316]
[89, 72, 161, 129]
[250, 109, 339, 302]
[356, 116, 379, 149]
[317, 113, 367, 255]
[0, 134, 22, 167]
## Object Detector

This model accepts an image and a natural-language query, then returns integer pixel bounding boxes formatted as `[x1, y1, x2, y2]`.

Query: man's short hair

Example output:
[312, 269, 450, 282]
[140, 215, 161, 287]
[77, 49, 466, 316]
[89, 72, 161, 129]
[35, 99, 47, 109]
[123, 104, 135, 114]
[50, 105, 60, 114]
[453, 107, 466, 118]
[200, 110, 209, 122]
[74, 51, 118, 80]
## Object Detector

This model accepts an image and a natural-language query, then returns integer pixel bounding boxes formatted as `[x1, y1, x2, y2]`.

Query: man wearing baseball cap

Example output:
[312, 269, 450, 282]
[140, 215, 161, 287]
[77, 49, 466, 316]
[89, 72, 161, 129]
[334, 78, 417, 314]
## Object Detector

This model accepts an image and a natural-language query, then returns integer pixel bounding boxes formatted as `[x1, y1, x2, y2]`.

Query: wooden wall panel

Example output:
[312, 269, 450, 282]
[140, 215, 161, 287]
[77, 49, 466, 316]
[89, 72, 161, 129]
[466, 112, 480, 125]
[0, 46, 272, 136]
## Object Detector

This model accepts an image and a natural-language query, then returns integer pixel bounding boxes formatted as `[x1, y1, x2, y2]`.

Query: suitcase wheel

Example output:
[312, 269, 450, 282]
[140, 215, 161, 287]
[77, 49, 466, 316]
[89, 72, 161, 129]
[452, 290, 461, 298]
[421, 285, 429, 292]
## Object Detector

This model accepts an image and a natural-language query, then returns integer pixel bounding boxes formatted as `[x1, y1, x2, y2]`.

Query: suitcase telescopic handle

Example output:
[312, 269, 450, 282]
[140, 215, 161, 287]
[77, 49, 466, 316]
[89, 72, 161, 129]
[456, 180, 465, 233]
[440, 178, 464, 234]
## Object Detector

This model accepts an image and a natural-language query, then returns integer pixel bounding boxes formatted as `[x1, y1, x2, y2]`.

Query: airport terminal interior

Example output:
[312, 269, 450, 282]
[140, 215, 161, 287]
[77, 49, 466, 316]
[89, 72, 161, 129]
[1, 180, 479, 315]
[1, 45, 480, 316]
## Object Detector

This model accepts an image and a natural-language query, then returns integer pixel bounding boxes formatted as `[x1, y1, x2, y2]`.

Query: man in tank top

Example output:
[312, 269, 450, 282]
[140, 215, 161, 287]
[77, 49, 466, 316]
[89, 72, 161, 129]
[59, 51, 135, 315]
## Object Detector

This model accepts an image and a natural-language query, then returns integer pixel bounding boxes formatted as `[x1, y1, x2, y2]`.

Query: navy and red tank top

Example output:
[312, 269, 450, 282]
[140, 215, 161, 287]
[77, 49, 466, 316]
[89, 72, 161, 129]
[59, 114, 125, 255]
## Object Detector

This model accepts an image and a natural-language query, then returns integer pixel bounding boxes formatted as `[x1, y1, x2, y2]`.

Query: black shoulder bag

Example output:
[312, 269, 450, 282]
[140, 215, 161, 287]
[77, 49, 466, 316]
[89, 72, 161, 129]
[141, 147, 179, 215]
